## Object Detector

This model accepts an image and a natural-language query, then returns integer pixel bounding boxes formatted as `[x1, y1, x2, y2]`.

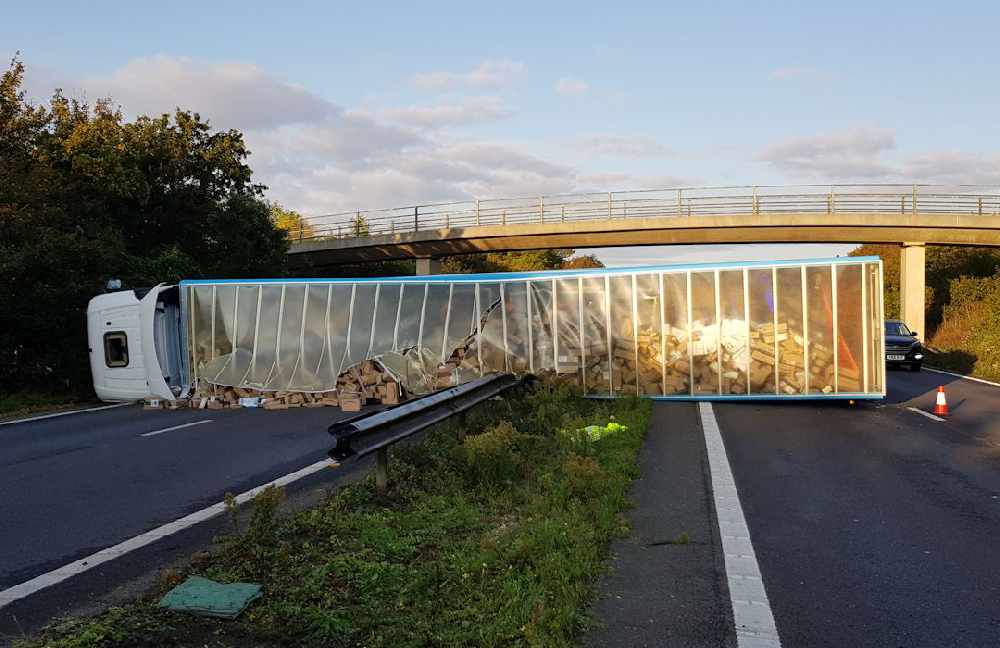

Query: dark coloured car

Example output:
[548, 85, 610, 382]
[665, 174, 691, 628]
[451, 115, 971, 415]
[885, 319, 923, 371]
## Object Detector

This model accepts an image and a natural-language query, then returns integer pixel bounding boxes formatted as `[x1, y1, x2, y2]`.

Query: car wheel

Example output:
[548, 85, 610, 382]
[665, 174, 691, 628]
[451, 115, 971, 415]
[909, 362, 922, 372]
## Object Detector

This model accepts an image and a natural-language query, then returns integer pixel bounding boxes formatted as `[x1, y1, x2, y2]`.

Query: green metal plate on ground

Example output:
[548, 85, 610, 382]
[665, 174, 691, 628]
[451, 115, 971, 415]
[159, 576, 262, 619]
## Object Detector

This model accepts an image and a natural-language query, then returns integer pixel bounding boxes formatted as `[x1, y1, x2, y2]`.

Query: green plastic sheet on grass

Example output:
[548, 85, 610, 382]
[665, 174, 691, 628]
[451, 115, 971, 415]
[159, 576, 262, 619]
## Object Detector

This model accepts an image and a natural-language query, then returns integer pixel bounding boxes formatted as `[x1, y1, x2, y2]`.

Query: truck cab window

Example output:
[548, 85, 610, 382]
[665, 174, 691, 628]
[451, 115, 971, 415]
[104, 332, 129, 367]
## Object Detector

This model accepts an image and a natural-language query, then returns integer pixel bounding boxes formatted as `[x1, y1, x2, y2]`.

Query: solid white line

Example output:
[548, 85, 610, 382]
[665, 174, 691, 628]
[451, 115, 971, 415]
[0, 402, 132, 427]
[924, 366, 1000, 389]
[699, 402, 782, 648]
[906, 406, 945, 422]
[0, 457, 337, 610]
[139, 420, 213, 437]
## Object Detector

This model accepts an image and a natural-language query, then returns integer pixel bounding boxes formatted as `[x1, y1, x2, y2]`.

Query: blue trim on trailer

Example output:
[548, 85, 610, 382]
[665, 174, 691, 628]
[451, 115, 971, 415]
[180, 256, 881, 286]
[586, 393, 884, 401]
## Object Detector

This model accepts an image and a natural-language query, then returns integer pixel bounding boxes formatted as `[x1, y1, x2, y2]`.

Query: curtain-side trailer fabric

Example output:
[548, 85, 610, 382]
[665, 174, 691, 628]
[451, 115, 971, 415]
[182, 257, 884, 399]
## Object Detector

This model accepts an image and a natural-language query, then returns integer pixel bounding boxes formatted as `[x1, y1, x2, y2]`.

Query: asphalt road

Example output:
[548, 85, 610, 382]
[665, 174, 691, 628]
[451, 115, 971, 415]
[4, 368, 999, 646]
[0, 404, 356, 591]
[716, 368, 1000, 647]
[589, 368, 1000, 647]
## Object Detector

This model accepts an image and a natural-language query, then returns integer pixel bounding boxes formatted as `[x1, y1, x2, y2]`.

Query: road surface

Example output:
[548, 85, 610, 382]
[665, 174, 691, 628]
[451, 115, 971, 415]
[0, 405, 359, 590]
[589, 367, 1000, 647]
[3, 368, 1000, 646]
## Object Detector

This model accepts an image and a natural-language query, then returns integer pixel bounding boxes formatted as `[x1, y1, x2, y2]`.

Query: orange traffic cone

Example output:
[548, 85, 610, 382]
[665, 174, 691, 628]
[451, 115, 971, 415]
[934, 386, 949, 416]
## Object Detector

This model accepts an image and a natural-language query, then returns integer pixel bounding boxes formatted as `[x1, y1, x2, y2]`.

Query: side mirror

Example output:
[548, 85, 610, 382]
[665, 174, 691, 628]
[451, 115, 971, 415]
[911, 331, 919, 337]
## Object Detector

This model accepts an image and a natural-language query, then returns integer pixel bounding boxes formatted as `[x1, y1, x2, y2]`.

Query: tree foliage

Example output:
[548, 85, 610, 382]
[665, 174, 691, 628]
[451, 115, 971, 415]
[850, 243, 1000, 330]
[0, 59, 288, 392]
[270, 202, 314, 240]
[441, 249, 604, 274]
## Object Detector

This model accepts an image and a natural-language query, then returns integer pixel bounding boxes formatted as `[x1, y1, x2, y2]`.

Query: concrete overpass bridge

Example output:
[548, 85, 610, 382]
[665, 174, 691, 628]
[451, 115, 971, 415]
[287, 184, 1000, 338]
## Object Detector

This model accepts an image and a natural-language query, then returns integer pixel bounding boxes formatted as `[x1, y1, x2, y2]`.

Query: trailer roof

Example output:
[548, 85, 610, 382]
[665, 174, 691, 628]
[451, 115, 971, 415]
[180, 255, 881, 286]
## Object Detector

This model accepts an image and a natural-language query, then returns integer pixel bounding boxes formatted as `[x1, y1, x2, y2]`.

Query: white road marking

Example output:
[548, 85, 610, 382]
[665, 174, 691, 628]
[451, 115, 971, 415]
[0, 402, 132, 427]
[924, 366, 1000, 389]
[699, 402, 782, 648]
[906, 406, 945, 422]
[139, 420, 213, 437]
[0, 457, 337, 610]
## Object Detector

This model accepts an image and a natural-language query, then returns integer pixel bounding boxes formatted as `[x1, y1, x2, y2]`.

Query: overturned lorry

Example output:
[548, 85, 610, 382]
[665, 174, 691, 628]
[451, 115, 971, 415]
[87, 256, 885, 404]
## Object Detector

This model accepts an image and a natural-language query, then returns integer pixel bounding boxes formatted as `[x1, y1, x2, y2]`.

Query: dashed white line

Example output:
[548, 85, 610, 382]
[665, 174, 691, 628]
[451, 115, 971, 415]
[139, 420, 214, 437]
[0, 402, 132, 427]
[699, 402, 782, 648]
[0, 457, 337, 610]
[906, 406, 945, 422]
[924, 366, 1000, 389]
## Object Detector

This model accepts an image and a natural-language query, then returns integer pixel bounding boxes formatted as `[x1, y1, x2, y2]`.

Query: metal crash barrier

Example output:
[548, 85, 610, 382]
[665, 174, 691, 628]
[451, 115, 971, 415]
[328, 373, 524, 491]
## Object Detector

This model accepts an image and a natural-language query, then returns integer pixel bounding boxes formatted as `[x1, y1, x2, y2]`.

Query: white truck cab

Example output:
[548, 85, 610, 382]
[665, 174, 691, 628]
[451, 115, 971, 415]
[87, 285, 186, 402]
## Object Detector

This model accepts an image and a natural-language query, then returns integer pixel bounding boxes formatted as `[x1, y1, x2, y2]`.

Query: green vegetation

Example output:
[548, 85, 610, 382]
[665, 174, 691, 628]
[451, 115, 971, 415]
[442, 249, 603, 274]
[0, 58, 289, 394]
[0, 390, 95, 417]
[851, 244, 1000, 381]
[19, 385, 651, 648]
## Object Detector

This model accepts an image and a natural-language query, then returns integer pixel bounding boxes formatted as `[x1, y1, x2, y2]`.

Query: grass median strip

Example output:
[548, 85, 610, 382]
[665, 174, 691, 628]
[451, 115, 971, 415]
[18, 384, 651, 648]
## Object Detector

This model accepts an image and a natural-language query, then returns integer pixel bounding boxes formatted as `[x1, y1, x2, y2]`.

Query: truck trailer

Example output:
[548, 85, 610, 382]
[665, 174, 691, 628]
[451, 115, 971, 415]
[87, 256, 885, 403]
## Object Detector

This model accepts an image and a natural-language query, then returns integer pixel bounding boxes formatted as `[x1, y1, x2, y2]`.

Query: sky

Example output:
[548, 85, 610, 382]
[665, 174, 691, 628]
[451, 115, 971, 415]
[5, 0, 1000, 266]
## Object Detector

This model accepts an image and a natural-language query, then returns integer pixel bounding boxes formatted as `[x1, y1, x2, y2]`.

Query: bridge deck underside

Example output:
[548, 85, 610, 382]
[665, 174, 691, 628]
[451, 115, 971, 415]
[289, 212, 1000, 266]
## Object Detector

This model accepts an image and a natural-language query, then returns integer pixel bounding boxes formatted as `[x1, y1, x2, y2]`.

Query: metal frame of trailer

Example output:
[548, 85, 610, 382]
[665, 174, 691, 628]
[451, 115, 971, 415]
[178, 256, 885, 401]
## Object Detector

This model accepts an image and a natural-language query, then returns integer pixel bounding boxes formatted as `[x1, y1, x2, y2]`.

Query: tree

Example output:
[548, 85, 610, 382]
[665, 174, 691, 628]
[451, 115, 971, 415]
[850, 243, 1000, 331]
[441, 249, 604, 274]
[0, 58, 289, 392]
[270, 202, 314, 240]
[350, 212, 370, 237]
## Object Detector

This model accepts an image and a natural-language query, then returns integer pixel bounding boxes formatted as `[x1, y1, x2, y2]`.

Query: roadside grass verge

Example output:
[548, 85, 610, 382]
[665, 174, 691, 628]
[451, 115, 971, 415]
[17, 384, 651, 647]
[0, 390, 96, 419]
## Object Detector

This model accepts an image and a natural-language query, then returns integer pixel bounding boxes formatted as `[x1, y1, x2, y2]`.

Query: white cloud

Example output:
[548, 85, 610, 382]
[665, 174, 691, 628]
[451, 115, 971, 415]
[83, 55, 336, 130]
[577, 134, 674, 158]
[768, 65, 827, 81]
[381, 96, 513, 129]
[554, 77, 589, 95]
[757, 128, 896, 178]
[411, 59, 525, 91]
[901, 152, 1000, 185]
[574, 172, 694, 192]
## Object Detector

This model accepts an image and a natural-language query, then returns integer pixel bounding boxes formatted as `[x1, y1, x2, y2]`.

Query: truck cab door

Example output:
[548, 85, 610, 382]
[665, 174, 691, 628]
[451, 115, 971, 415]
[139, 285, 176, 401]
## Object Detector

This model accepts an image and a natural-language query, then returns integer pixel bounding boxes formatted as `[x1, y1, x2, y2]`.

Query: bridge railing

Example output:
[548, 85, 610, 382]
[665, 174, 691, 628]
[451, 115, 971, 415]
[286, 184, 1000, 243]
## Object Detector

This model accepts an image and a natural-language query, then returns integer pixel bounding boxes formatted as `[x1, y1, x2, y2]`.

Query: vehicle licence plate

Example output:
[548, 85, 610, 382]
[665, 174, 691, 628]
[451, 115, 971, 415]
[886, 354, 906, 361]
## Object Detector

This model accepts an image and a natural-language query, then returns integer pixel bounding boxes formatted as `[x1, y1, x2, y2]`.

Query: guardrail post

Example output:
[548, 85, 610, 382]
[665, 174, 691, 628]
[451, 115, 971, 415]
[677, 188, 682, 215]
[608, 192, 613, 219]
[299, 226, 304, 242]
[979, 197, 984, 215]
[337, 224, 342, 238]
[475, 199, 481, 225]
[375, 447, 389, 493]
[414, 206, 419, 232]
[561, 204, 566, 222]
[901, 196, 905, 214]
[828, 188, 836, 214]
[502, 209, 507, 225]
[540, 197, 545, 223]
[912, 185, 918, 215]
[752, 186, 759, 215]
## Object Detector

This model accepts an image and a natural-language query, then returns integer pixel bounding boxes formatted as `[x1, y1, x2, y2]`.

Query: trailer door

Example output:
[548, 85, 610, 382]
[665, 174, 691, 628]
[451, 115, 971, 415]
[139, 285, 177, 400]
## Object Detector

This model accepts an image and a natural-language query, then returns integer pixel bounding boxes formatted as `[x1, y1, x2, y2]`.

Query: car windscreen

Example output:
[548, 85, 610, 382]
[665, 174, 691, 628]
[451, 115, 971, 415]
[885, 321, 910, 336]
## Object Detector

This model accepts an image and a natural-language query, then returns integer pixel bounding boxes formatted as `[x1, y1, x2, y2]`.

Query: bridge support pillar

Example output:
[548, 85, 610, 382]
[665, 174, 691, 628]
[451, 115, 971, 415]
[899, 242, 926, 339]
[415, 257, 441, 275]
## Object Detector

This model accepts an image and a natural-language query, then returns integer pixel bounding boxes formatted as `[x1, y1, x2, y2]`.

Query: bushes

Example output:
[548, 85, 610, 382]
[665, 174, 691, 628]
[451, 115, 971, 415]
[929, 275, 1000, 381]
[19, 385, 652, 648]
